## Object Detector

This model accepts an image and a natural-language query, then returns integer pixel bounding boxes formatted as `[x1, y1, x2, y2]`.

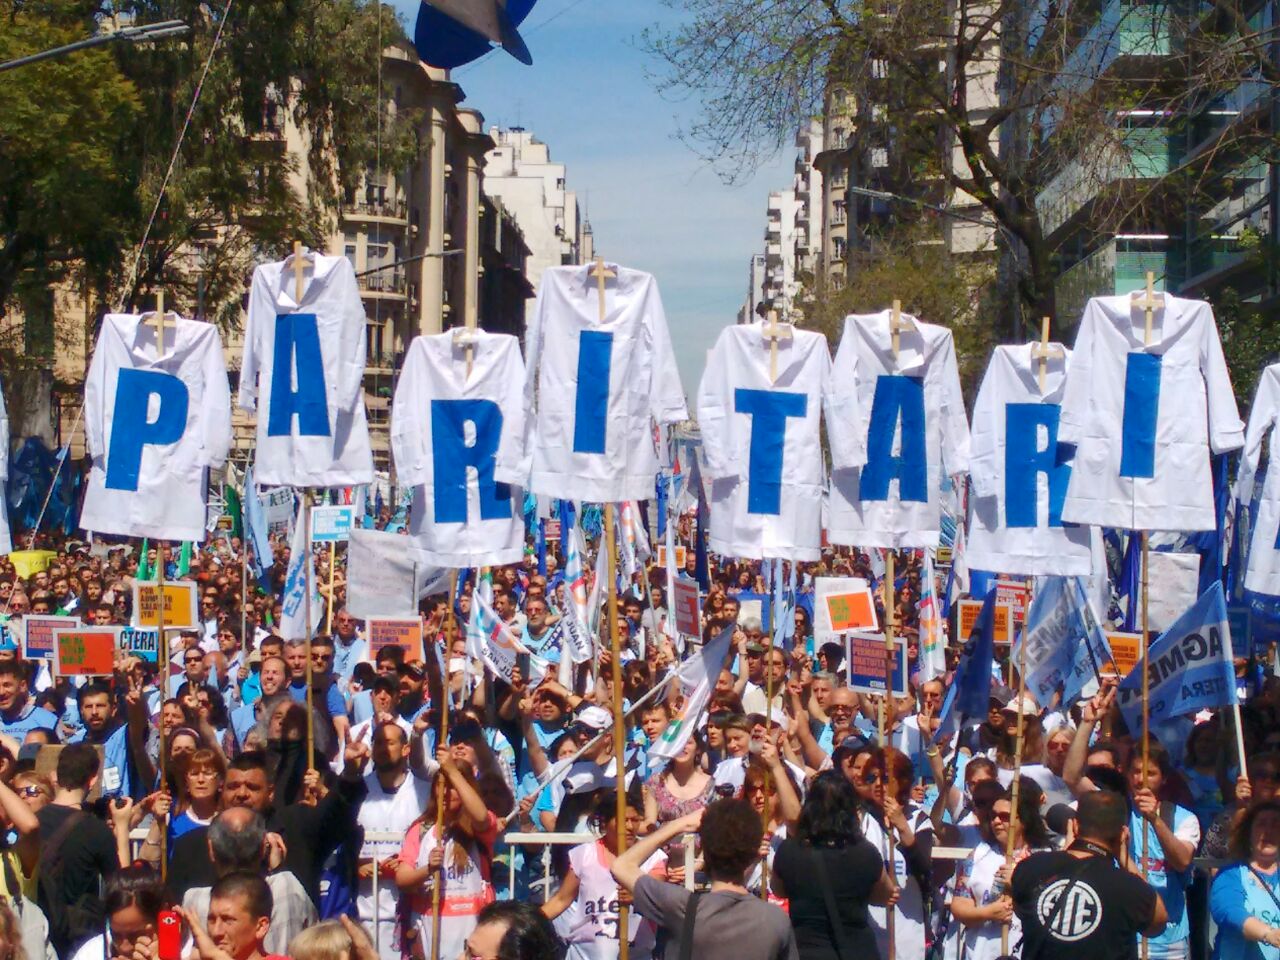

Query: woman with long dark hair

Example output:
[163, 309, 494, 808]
[771, 772, 895, 960]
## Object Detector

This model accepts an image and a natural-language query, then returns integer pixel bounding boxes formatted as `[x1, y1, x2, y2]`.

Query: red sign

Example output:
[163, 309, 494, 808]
[672, 577, 701, 637]
[54, 628, 118, 677]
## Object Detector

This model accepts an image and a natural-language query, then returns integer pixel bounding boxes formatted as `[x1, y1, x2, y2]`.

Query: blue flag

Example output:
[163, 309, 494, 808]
[242, 465, 274, 591]
[1118, 533, 1142, 631]
[1116, 581, 1237, 736]
[937, 587, 997, 743]
[1188, 454, 1230, 595]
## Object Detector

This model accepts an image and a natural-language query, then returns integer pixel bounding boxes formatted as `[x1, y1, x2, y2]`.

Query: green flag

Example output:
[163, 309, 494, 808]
[176, 542, 192, 578]
[135, 539, 153, 580]
[224, 485, 244, 539]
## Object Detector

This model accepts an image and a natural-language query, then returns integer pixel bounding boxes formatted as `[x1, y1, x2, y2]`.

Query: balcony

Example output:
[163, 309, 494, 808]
[765, 242, 782, 263]
[1037, 125, 1179, 238]
[357, 268, 408, 301]
[1183, 161, 1271, 289]
[1055, 238, 1179, 325]
[342, 195, 409, 226]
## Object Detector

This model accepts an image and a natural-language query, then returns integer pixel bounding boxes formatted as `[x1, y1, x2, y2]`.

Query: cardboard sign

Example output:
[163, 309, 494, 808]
[1102, 631, 1142, 678]
[368, 618, 423, 662]
[845, 631, 909, 697]
[672, 577, 701, 637]
[957, 599, 1014, 644]
[54, 627, 118, 677]
[657, 545, 688, 569]
[997, 576, 1031, 627]
[311, 505, 355, 543]
[119, 626, 159, 664]
[936, 546, 953, 566]
[22, 614, 80, 660]
[132, 581, 198, 629]
[263, 487, 294, 536]
[815, 577, 878, 639]
[544, 519, 562, 542]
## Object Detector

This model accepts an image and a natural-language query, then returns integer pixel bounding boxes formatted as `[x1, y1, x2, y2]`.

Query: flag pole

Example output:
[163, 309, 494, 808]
[762, 559, 775, 901]
[1001, 609, 1029, 955]
[155, 538, 169, 881]
[430, 572, 458, 960]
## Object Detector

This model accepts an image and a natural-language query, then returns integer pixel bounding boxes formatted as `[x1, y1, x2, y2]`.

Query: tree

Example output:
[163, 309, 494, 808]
[645, 0, 1280, 336]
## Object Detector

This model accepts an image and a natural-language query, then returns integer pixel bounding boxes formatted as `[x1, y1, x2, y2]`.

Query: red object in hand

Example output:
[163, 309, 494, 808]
[157, 911, 182, 960]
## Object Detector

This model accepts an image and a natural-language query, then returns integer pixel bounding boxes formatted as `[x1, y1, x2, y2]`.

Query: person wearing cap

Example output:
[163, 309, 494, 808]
[959, 687, 1014, 759]
[395, 660, 431, 725]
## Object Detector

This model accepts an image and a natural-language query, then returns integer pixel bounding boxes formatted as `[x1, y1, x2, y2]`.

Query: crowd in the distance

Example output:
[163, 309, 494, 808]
[0, 524, 1275, 960]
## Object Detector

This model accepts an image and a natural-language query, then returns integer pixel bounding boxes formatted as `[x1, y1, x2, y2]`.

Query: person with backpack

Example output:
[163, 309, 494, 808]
[36, 743, 122, 960]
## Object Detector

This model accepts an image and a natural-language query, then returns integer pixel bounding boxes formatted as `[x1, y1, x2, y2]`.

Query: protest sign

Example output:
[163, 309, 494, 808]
[54, 628, 117, 677]
[22, 614, 79, 660]
[997, 576, 1031, 627]
[368, 618, 424, 661]
[132, 581, 198, 629]
[845, 631, 909, 697]
[958, 598, 1013, 644]
[815, 577, 878, 639]
[119, 626, 159, 664]
[263, 487, 294, 537]
[672, 577, 701, 637]
[545, 519, 562, 542]
[1013, 577, 1113, 708]
[1103, 631, 1142, 677]
[739, 598, 763, 626]
[347, 529, 430, 620]
[310, 505, 355, 543]
[657, 545, 687, 569]
[1137, 552, 1201, 633]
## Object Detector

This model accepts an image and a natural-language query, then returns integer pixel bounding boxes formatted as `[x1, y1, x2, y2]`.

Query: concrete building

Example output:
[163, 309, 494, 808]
[751, 122, 825, 320]
[482, 127, 592, 316]
[737, 253, 768, 323]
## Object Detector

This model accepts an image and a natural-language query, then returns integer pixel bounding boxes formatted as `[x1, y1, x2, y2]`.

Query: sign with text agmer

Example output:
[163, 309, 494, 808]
[54, 627, 118, 677]
[132, 581, 198, 629]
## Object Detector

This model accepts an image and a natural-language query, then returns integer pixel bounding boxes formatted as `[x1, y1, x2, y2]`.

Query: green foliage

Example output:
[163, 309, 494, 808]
[1213, 286, 1280, 409]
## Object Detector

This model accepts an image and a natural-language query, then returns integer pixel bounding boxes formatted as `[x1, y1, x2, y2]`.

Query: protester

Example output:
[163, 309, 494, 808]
[1208, 800, 1280, 957]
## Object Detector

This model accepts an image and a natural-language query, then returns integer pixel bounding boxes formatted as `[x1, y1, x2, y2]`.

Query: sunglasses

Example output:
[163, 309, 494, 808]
[17, 786, 45, 799]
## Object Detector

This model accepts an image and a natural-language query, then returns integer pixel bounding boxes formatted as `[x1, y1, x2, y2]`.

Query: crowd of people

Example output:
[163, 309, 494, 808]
[0, 525, 1274, 960]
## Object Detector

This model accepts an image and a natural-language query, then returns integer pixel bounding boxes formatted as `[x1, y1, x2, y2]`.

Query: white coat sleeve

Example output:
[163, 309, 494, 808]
[696, 332, 735, 481]
[200, 328, 233, 469]
[643, 280, 690, 426]
[826, 321, 866, 471]
[494, 339, 528, 486]
[1200, 304, 1245, 454]
[336, 261, 369, 407]
[937, 331, 971, 478]
[83, 324, 110, 463]
[967, 351, 1001, 500]
[390, 341, 429, 487]
[1058, 301, 1097, 447]
[238, 273, 262, 413]
[1236, 366, 1279, 504]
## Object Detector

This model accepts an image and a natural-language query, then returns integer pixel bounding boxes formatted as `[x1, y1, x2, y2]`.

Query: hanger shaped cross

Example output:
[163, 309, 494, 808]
[291, 240, 313, 305]
[1030, 316, 1065, 395]
[1132, 270, 1163, 347]
[889, 299, 911, 363]
[587, 256, 616, 322]
[145, 289, 168, 360]
[762, 309, 793, 385]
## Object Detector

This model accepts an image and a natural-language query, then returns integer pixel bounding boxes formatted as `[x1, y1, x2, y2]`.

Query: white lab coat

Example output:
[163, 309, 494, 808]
[238, 252, 373, 487]
[522, 264, 687, 502]
[966, 343, 1094, 576]
[1236, 362, 1280, 596]
[827, 310, 970, 548]
[697, 321, 861, 561]
[81, 313, 231, 541]
[391, 330, 528, 567]
[1059, 293, 1243, 531]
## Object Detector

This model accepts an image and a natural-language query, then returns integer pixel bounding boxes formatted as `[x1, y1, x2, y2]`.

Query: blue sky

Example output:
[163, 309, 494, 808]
[389, 0, 796, 397]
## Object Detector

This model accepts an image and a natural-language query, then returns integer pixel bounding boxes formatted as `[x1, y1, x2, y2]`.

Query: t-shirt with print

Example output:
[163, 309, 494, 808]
[631, 875, 797, 960]
[1011, 851, 1158, 960]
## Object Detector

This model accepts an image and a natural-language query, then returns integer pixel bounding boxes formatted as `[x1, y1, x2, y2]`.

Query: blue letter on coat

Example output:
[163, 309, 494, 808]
[106, 369, 189, 491]
[860, 375, 927, 502]
[268, 313, 330, 437]
[431, 399, 511, 523]
[735, 388, 807, 515]
[573, 331, 613, 454]
[1119, 352, 1161, 479]
[1005, 403, 1068, 528]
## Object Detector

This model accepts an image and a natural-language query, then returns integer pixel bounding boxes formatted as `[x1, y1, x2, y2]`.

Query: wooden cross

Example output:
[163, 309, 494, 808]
[1030, 315, 1065, 395]
[762, 309, 793, 384]
[147, 289, 167, 360]
[452, 322, 479, 377]
[889, 298, 911, 361]
[292, 241, 307, 304]
[587, 256, 616, 323]
[1133, 270, 1163, 347]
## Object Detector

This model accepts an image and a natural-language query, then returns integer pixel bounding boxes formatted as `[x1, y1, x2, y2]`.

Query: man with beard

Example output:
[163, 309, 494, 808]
[0, 661, 57, 739]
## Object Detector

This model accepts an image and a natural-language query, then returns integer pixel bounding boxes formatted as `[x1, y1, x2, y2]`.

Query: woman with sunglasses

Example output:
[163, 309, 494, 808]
[541, 791, 665, 960]
[950, 779, 1052, 960]
[854, 746, 934, 960]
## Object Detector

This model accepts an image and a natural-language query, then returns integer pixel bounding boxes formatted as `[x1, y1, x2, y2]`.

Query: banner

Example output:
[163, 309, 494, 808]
[845, 631, 909, 697]
[815, 577, 878, 640]
[1013, 577, 1113, 708]
[280, 502, 322, 641]
[918, 551, 946, 681]
[132, 581, 198, 630]
[471, 591, 529, 683]
[54, 627, 117, 677]
[263, 486, 295, 537]
[22, 614, 79, 660]
[310, 505, 355, 543]
[671, 577, 701, 637]
[1116, 582, 1237, 732]
[649, 624, 735, 763]
[547, 614, 592, 665]
[119, 626, 159, 664]
[368, 618, 424, 661]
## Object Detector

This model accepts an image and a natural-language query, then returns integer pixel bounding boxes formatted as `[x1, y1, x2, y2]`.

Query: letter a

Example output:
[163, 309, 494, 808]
[860, 375, 927, 502]
[268, 313, 330, 437]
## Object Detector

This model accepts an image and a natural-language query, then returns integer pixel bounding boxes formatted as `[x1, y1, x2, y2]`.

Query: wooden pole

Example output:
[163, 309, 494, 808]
[155, 538, 168, 880]
[603, 506, 629, 960]
[325, 541, 337, 635]
[1000, 616, 1030, 955]
[430, 573, 458, 960]
[761, 559, 776, 900]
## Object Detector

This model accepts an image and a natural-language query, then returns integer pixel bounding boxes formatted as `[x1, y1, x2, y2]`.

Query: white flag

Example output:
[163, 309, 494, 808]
[471, 590, 529, 684]
[280, 502, 321, 641]
[648, 624, 735, 763]
[918, 550, 946, 682]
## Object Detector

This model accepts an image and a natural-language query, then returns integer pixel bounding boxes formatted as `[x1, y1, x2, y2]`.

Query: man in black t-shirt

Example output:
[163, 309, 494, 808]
[1012, 789, 1167, 960]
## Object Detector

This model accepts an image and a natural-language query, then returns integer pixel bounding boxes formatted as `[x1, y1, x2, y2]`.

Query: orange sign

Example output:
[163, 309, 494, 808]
[657, 545, 688, 569]
[368, 619, 424, 662]
[53, 628, 118, 677]
[825, 590, 878, 632]
[1102, 631, 1142, 677]
[957, 599, 1014, 644]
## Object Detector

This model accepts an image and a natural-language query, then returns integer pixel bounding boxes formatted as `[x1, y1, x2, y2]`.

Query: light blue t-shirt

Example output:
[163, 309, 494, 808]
[1130, 803, 1199, 956]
